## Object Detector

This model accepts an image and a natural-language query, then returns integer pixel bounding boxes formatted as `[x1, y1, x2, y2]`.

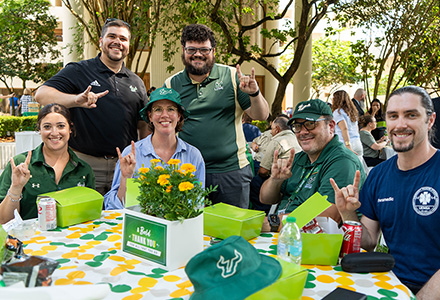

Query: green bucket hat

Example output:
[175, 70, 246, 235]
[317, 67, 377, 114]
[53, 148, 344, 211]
[185, 236, 282, 300]
[139, 87, 190, 122]
[288, 99, 332, 125]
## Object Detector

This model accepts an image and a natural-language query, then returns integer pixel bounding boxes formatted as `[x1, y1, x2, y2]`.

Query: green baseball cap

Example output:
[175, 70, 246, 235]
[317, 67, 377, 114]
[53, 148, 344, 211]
[288, 99, 332, 125]
[185, 236, 282, 300]
[139, 87, 190, 122]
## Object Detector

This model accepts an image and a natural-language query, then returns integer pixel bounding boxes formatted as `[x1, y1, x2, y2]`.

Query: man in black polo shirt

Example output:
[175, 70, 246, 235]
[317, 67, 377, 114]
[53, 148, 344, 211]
[35, 19, 149, 195]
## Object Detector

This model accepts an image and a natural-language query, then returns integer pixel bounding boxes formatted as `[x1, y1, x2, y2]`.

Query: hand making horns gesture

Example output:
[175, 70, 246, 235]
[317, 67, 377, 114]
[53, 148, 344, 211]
[10, 151, 32, 190]
[270, 148, 296, 181]
[74, 85, 109, 108]
[236, 64, 259, 96]
[117, 141, 136, 179]
[330, 170, 362, 219]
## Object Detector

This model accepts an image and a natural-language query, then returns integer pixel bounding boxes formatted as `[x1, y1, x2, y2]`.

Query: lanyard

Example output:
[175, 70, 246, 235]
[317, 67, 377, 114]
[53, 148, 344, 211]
[279, 164, 321, 213]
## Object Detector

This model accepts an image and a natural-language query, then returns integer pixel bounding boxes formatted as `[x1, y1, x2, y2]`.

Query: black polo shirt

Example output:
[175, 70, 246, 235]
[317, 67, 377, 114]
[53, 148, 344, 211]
[43, 54, 147, 157]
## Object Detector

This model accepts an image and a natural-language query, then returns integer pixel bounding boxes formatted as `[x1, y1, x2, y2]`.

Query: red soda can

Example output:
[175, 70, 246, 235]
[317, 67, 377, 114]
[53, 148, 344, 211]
[38, 197, 57, 230]
[340, 220, 362, 257]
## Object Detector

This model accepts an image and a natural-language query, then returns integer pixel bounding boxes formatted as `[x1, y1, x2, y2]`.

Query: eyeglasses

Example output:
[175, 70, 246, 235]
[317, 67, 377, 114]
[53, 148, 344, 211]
[184, 47, 213, 55]
[291, 118, 326, 133]
[151, 106, 178, 115]
[105, 18, 131, 29]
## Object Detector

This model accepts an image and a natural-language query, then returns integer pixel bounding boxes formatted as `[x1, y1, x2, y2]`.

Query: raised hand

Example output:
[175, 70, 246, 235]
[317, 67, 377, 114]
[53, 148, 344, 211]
[117, 141, 136, 179]
[270, 148, 295, 181]
[236, 64, 259, 95]
[10, 151, 32, 190]
[330, 170, 361, 220]
[74, 86, 109, 108]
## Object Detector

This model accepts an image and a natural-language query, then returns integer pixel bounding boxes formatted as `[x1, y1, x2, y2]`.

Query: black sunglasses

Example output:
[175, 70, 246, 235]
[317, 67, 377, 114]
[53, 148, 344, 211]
[105, 18, 131, 29]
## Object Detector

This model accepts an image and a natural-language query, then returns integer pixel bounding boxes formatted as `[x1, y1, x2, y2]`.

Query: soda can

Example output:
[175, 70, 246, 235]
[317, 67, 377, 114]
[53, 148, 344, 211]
[38, 197, 57, 230]
[340, 220, 362, 257]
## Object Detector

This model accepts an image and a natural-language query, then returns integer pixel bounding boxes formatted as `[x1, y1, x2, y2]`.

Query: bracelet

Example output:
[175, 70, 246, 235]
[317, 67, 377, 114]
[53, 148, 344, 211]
[248, 89, 260, 97]
[7, 189, 22, 202]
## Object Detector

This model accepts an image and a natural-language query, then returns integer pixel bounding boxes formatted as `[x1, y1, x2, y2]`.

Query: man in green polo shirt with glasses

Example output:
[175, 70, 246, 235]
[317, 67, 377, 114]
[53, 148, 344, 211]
[260, 99, 365, 228]
[164, 24, 269, 208]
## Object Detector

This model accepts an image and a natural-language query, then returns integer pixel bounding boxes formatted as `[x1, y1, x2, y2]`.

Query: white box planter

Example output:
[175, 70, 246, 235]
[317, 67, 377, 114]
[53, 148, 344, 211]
[122, 205, 204, 270]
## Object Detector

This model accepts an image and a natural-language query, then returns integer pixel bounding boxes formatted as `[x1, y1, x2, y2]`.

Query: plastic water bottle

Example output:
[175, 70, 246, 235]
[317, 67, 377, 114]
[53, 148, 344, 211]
[277, 216, 302, 266]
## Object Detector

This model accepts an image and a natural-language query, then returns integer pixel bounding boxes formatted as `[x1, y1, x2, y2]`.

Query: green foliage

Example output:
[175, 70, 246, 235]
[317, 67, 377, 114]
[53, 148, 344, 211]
[0, 116, 38, 137]
[134, 159, 216, 222]
[333, 0, 440, 99]
[280, 38, 361, 99]
[0, 0, 61, 88]
[252, 120, 269, 133]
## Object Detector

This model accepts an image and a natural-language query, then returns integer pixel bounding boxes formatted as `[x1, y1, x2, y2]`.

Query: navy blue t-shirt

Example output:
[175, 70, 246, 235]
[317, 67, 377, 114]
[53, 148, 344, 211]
[359, 150, 440, 287]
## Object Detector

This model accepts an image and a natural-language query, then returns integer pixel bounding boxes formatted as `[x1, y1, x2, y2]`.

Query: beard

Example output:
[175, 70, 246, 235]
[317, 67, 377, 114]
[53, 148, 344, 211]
[390, 130, 415, 152]
[182, 53, 215, 76]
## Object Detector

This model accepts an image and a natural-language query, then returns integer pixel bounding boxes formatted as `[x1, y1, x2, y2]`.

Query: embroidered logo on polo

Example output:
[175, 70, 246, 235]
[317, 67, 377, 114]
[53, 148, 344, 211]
[90, 80, 101, 87]
[214, 81, 224, 91]
[130, 85, 138, 92]
[32, 183, 40, 188]
[304, 175, 316, 189]
[216, 249, 243, 278]
[297, 104, 311, 111]
[159, 89, 173, 95]
[412, 187, 439, 216]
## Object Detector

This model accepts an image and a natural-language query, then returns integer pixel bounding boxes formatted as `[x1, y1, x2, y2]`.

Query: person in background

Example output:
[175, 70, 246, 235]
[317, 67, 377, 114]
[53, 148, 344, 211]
[35, 18, 149, 195]
[260, 99, 365, 231]
[163, 24, 269, 209]
[352, 88, 366, 118]
[367, 98, 387, 140]
[242, 113, 261, 143]
[359, 115, 388, 167]
[332, 90, 363, 158]
[20, 88, 33, 115]
[9, 95, 20, 116]
[331, 86, 440, 296]
[250, 114, 301, 214]
[0, 103, 95, 223]
[104, 88, 205, 210]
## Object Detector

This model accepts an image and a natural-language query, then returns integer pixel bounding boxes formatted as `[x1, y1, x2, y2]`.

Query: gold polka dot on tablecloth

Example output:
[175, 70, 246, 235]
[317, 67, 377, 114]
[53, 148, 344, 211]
[375, 280, 394, 290]
[122, 294, 143, 300]
[138, 277, 158, 288]
[130, 286, 150, 293]
[77, 254, 94, 260]
[107, 234, 121, 242]
[108, 255, 125, 262]
[315, 265, 333, 271]
[170, 288, 191, 298]
[163, 275, 181, 282]
[176, 280, 192, 289]
[336, 276, 355, 286]
[316, 275, 335, 283]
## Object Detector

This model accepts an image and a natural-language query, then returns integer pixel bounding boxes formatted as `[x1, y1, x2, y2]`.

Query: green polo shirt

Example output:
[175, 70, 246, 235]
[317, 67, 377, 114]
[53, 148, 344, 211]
[278, 136, 366, 213]
[164, 64, 251, 173]
[0, 144, 95, 220]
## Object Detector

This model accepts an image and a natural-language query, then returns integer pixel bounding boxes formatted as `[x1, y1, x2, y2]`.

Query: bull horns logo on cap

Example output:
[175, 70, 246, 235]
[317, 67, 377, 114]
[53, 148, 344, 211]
[297, 103, 311, 111]
[217, 250, 243, 278]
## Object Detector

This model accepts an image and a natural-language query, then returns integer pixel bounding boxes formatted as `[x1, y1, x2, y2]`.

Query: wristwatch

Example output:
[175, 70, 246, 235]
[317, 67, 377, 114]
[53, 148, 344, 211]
[268, 214, 281, 232]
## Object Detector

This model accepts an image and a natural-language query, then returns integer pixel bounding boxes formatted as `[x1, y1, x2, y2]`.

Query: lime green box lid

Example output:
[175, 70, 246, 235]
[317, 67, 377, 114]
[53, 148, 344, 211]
[204, 203, 265, 240]
[38, 186, 103, 227]
[0, 225, 7, 262]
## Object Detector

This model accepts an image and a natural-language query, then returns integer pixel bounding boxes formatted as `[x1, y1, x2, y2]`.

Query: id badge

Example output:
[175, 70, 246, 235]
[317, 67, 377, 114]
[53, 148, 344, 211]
[278, 209, 286, 215]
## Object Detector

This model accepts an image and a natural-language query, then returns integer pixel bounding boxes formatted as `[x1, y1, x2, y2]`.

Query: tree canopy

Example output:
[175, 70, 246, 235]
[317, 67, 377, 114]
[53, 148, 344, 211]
[0, 0, 61, 90]
[333, 0, 440, 102]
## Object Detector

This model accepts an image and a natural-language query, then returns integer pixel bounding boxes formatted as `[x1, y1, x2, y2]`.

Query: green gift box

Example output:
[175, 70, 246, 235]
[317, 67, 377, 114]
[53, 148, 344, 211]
[247, 259, 308, 300]
[204, 203, 265, 240]
[37, 187, 103, 227]
[288, 192, 343, 265]
[0, 225, 7, 261]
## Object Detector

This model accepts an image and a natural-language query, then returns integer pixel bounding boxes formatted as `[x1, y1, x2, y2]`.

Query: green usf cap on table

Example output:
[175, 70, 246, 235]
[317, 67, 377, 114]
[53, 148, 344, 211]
[185, 236, 281, 300]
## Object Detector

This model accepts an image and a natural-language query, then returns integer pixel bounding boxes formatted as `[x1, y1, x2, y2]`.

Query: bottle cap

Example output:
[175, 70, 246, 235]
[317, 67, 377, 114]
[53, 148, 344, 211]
[286, 216, 296, 223]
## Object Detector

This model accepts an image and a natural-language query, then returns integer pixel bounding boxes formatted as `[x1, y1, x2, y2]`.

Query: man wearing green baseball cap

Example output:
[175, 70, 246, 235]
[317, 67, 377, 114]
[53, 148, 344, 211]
[259, 99, 366, 229]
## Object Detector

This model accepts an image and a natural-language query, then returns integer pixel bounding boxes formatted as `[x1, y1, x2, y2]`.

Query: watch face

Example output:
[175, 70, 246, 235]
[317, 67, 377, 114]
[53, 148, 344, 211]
[269, 214, 279, 225]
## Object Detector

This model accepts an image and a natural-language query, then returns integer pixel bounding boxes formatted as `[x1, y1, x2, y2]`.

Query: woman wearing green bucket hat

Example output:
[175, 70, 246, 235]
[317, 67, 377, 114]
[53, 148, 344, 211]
[103, 87, 205, 209]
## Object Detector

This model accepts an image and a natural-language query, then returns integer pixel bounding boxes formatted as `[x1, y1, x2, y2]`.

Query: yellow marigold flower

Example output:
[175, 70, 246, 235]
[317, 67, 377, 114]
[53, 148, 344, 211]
[157, 174, 170, 186]
[178, 182, 194, 192]
[167, 159, 181, 165]
[180, 163, 196, 174]
[138, 167, 150, 173]
[166, 185, 173, 193]
[150, 159, 161, 164]
[155, 166, 164, 171]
